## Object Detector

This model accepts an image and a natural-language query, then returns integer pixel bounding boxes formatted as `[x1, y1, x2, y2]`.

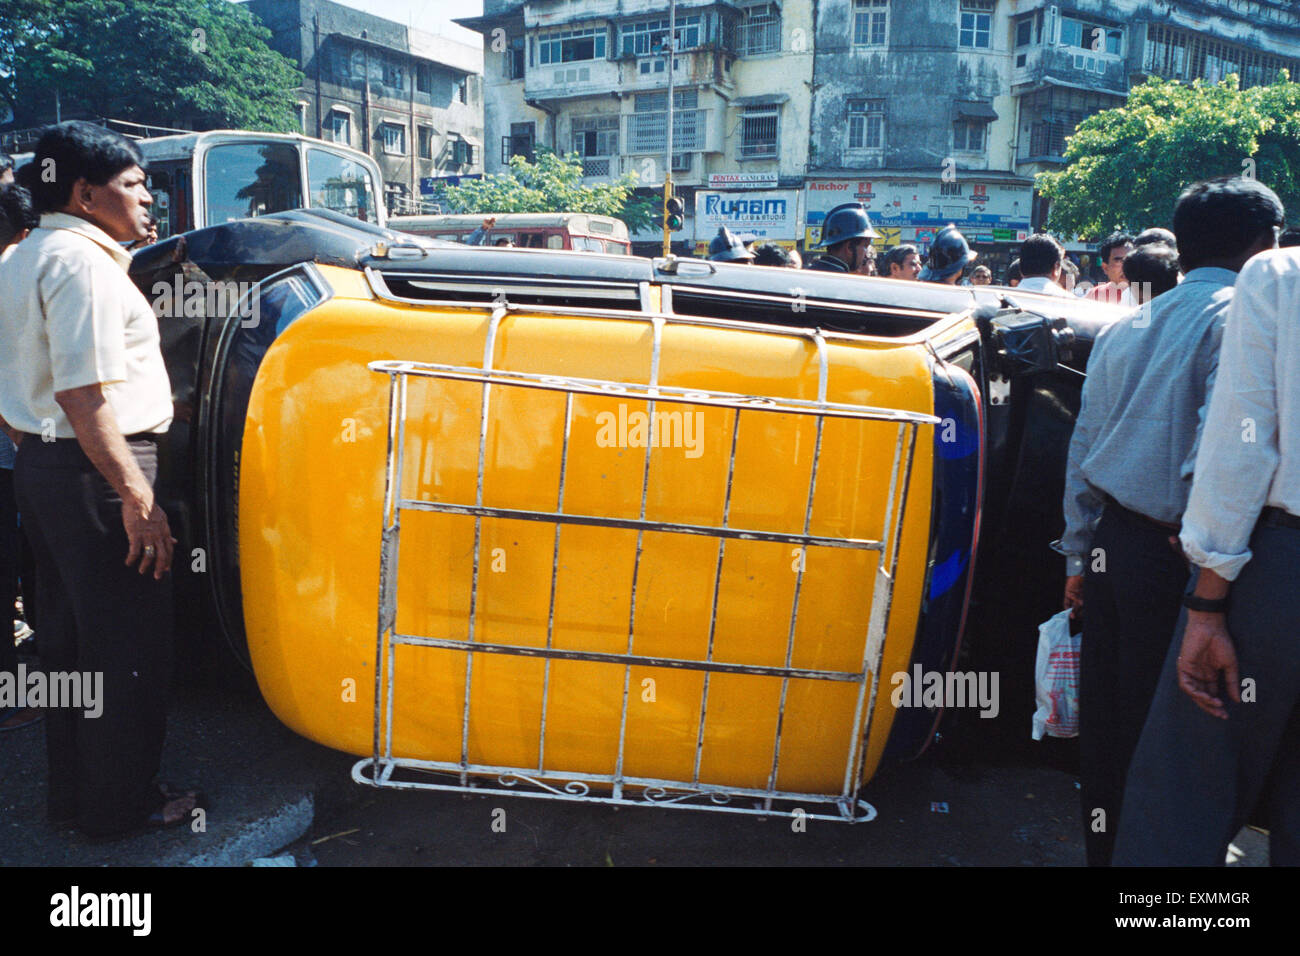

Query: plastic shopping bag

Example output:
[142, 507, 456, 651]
[1031, 608, 1080, 740]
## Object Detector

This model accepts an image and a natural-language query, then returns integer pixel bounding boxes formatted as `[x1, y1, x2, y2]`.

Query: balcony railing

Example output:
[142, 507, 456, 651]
[523, 57, 621, 100]
[581, 156, 613, 177]
[624, 109, 710, 154]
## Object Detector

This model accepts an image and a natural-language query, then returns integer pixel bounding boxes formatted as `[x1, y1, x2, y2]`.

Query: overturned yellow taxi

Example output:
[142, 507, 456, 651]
[132, 210, 1121, 821]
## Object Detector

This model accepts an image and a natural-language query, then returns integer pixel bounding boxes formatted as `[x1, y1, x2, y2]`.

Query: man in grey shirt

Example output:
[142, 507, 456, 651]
[1058, 177, 1284, 866]
[1115, 246, 1300, 865]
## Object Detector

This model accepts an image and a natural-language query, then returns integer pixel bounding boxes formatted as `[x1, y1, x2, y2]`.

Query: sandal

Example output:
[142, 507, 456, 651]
[146, 787, 208, 829]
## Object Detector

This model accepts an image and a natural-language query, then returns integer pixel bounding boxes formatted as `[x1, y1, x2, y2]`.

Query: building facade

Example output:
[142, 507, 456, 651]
[810, 0, 1300, 265]
[247, 0, 485, 214]
[459, 0, 814, 253]
[463, 0, 1300, 259]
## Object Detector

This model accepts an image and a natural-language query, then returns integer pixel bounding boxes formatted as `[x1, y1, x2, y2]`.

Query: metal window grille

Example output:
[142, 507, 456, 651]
[740, 5, 781, 55]
[740, 109, 779, 158]
[627, 108, 705, 154]
[1144, 24, 1300, 88]
[354, 309, 938, 821]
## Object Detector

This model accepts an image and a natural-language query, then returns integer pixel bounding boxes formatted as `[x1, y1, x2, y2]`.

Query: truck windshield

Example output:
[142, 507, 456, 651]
[204, 142, 302, 224]
[306, 147, 377, 224]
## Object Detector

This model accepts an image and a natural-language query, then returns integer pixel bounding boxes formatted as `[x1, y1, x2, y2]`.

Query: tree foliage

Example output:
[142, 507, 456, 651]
[0, 0, 303, 132]
[1037, 73, 1300, 238]
[439, 150, 659, 233]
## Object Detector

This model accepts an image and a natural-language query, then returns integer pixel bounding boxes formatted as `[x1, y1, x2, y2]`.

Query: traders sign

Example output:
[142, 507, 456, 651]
[694, 189, 801, 241]
[803, 178, 1031, 240]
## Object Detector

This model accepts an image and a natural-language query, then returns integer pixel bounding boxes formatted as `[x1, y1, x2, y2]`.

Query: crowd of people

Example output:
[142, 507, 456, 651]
[706, 188, 1300, 867]
[700, 200, 1300, 310]
[1058, 176, 1299, 866]
[3, 124, 1300, 865]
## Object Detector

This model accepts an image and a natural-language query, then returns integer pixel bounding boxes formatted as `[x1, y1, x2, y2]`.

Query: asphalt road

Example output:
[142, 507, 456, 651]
[295, 726, 1089, 866]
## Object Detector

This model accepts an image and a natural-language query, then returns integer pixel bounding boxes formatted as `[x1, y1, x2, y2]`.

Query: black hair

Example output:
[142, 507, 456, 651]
[27, 121, 145, 213]
[0, 183, 38, 245]
[1278, 226, 1300, 249]
[880, 244, 918, 274]
[1099, 232, 1134, 261]
[1172, 177, 1284, 270]
[752, 243, 797, 267]
[1006, 258, 1021, 282]
[1134, 226, 1177, 249]
[1019, 234, 1063, 277]
[1123, 243, 1181, 300]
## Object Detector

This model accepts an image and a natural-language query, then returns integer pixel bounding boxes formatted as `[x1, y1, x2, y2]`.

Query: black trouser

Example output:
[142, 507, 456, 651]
[14, 436, 173, 835]
[1115, 516, 1300, 865]
[1079, 501, 1188, 866]
[0, 467, 17, 678]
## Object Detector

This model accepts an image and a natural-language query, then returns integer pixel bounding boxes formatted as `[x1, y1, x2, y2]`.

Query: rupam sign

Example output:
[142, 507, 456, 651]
[694, 189, 801, 241]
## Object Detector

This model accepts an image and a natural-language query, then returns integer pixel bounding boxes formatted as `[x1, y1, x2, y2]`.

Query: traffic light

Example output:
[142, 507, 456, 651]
[665, 195, 684, 231]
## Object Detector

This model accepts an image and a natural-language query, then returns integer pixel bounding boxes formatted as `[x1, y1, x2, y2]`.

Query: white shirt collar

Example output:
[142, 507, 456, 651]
[37, 212, 134, 272]
[1018, 275, 1072, 296]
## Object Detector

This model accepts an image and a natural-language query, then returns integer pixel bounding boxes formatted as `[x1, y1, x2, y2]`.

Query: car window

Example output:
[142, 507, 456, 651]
[306, 147, 378, 224]
[205, 143, 302, 224]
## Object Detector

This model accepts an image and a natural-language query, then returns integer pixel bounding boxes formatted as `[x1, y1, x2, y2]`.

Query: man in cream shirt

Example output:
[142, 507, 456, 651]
[0, 122, 200, 836]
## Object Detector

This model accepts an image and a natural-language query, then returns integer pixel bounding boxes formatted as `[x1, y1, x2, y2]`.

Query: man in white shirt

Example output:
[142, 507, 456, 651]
[0, 122, 199, 836]
[1015, 234, 1074, 297]
[1115, 245, 1300, 866]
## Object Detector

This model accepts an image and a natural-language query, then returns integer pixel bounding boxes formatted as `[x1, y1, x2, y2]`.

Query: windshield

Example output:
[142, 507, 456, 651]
[204, 142, 302, 224]
[306, 147, 378, 224]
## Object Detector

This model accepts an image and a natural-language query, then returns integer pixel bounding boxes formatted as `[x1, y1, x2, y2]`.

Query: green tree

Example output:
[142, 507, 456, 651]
[1037, 73, 1300, 238]
[439, 149, 659, 233]
[1, 0, 302, 132]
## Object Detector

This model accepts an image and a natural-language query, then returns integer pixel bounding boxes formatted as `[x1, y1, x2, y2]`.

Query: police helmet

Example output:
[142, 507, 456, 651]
[817, 202, 880, 248]
[919, 224, 978, 281]
[708, 226, 755, 262]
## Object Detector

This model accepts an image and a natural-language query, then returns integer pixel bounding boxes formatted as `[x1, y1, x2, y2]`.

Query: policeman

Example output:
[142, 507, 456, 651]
[918, 224, 977, 285]
[808, 202, 879, 273]
[707, 226, 755, 263]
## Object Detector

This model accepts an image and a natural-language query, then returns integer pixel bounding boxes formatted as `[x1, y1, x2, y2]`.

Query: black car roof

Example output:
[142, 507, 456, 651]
[131, 209, 1123, 335]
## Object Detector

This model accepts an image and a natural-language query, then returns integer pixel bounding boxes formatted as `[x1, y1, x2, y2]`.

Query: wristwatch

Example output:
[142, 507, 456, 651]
[1182, 593, 1229, 613]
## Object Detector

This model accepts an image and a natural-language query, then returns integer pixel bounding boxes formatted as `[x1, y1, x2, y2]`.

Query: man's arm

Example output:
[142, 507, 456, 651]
[1058, 340, 1108, 607]
[55, 384, 174, 578]
[1177, 258, 1283, 717]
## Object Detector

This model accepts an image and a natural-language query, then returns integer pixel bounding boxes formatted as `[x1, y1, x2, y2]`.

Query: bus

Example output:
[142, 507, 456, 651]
[390, 212, 631, 255]
[137, 130, 385, 240]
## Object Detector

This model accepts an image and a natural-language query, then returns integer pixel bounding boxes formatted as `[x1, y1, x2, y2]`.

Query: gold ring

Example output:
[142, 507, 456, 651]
[145, 545, 156, 555]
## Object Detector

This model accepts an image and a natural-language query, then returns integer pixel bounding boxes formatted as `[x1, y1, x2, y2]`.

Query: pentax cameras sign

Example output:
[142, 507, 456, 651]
[707, 172, 779, 190]
[694, 189, 801, 240]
